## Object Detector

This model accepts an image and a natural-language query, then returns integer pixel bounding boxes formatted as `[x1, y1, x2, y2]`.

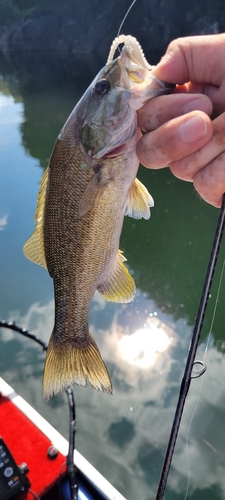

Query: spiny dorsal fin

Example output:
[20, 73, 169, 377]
[43, 332, 112, 399]
[98, 250, 135, 303]
[124, 177, 154, 220]
[23, 167, 48, 269]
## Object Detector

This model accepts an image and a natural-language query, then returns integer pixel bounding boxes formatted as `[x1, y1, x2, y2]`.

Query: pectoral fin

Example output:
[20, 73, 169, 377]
[124, 177, 154, 220]
[79, 171, 110, 217]
[98, 250, 135, 303]
[23, 167, 48, 269]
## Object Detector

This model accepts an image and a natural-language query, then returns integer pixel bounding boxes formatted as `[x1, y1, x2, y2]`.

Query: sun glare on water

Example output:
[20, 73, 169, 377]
[118, 323, 171, 369]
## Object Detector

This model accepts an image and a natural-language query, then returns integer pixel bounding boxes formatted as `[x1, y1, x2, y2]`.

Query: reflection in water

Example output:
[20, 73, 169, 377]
[108, 417, 136, 449]
[2, 295, 225, 499]
[137, 443, 164, 488]
[119, 322, 171, 368]
[1, 62, 225, 500]
[0, 214, 8, 230]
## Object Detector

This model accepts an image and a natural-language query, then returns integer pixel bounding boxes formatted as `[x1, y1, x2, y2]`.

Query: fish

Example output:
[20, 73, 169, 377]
[23, 35, 174, 399]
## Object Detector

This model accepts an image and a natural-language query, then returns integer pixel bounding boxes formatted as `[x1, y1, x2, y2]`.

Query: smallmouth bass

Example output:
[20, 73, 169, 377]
[23, 35, 173, 399]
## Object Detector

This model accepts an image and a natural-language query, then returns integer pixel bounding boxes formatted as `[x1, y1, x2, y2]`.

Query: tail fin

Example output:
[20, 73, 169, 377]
[43, 332, 112, 399]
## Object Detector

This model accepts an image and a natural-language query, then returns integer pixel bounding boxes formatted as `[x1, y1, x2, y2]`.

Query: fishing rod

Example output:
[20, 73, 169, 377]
[155, 194, 225, 499]
[0, 320, 78, 500]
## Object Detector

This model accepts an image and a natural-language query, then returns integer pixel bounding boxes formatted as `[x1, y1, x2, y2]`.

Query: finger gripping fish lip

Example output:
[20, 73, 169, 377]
[153, 77, 176, 92]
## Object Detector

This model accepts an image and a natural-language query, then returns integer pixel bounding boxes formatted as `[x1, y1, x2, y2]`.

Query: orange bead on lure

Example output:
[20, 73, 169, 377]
[23, 35, 173, 399]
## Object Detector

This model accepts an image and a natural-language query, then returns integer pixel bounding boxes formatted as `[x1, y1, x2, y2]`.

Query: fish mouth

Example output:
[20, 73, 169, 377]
[153, 78, 175, 92]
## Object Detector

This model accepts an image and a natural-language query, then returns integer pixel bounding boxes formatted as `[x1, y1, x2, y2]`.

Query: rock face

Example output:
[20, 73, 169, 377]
[0, 0, 224, 83]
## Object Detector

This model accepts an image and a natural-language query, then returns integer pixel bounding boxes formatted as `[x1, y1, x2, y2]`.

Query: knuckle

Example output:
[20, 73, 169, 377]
[213, 113, 225, 145]
[166, 38, 184, 53]
[169, 160, 194, 181]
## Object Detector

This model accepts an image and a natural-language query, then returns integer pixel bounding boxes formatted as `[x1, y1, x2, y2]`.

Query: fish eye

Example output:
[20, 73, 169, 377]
[94, 78, 110, 96]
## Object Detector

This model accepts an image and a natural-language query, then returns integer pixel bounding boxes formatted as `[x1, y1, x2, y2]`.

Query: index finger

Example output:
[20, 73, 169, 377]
[152, 34, 225, 87]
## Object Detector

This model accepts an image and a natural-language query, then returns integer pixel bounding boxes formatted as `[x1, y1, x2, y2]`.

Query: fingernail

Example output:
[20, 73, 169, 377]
[183, 98, 212, 115]
[179, 114, 208, 143]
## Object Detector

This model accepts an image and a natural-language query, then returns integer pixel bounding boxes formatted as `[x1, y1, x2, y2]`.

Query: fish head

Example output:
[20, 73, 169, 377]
[79, 35, 174, 159]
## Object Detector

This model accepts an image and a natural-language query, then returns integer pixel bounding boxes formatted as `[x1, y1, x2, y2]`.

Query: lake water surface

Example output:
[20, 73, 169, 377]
[1, 59, 225, 500]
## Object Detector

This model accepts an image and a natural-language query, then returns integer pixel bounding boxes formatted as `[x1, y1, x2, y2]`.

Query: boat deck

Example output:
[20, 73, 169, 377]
[0, 377, 126, 500]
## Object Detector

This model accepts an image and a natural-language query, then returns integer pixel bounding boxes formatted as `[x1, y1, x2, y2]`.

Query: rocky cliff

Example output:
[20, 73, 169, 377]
[0, 0, 224, 83]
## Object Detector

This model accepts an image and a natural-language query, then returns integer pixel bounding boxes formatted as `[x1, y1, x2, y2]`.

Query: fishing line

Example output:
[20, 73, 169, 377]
[28, 488, 41, 500]
[204, 256, 225, 360]
[117, 0, 137, 37]
[112, 0, 137, 59]
[155, 194, 225, 500]
[183, 255, 225, 500]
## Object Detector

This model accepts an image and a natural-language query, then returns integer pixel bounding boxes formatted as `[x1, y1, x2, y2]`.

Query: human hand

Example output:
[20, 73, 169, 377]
[137, 34, 225, 207]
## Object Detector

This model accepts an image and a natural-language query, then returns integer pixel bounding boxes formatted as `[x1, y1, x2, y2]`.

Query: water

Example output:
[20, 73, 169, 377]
[1, 60, 225, 500]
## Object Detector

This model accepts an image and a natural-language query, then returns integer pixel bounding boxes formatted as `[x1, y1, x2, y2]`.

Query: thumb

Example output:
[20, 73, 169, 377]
[152, 34, 225, 86]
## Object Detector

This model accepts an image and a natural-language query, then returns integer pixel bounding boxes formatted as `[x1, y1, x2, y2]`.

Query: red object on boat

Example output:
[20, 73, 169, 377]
[0, 394, 66, 499]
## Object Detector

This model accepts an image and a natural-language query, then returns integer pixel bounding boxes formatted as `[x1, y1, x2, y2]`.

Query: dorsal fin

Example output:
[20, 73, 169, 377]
[23, 167, 48, 269]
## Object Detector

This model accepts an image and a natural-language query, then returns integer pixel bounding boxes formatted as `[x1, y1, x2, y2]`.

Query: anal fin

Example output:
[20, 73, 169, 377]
[98, 250, 135, 303]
